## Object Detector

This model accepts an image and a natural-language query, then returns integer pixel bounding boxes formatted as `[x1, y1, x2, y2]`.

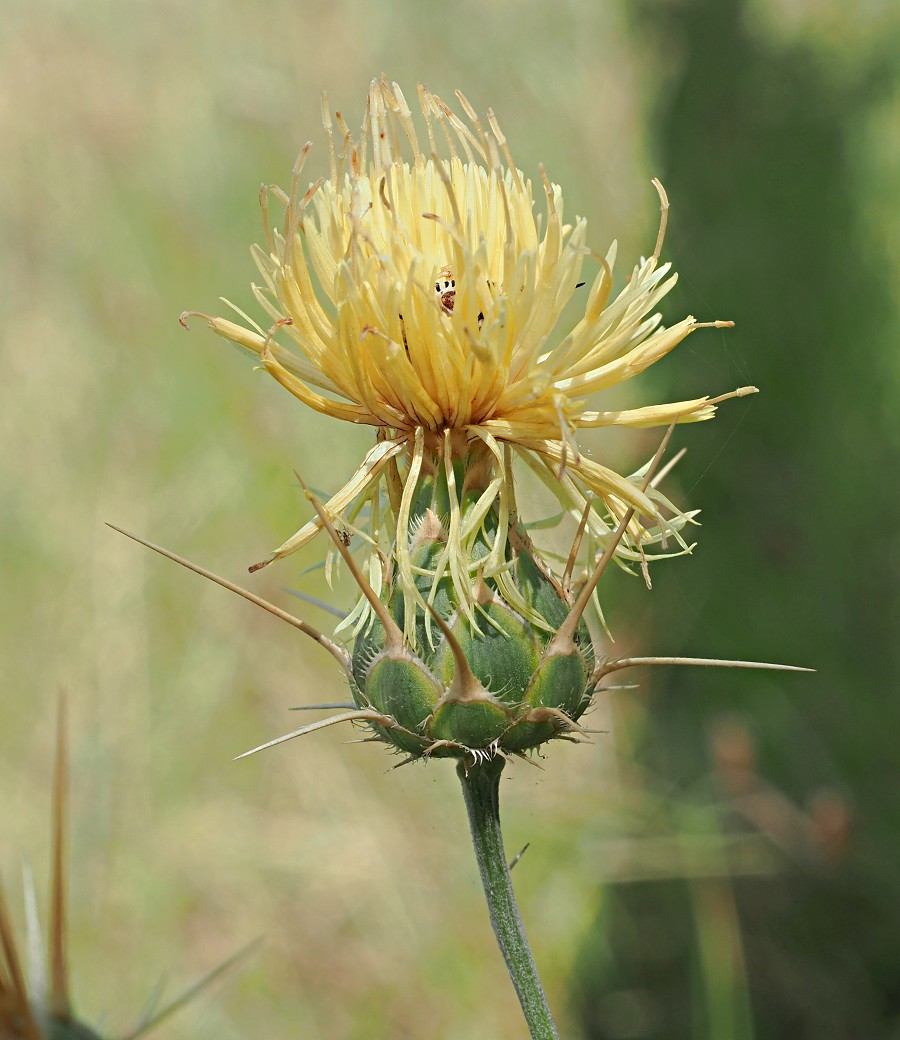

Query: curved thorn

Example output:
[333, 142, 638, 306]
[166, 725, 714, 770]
[288, 702, 357, 712]
[525, 706, 589, 736]
[387, 754, 422, 772]
[508, 843, 530, 872]
[106, 524, 350, 671]
[552, 422, 677, 652]
[596, 656, 815, 679]
[295, 473, 404, 649]
[562, 493, 593, 596]
[421, 738, 463, 760]
[234, 709, 397, 760]
[509, 750, 545, 770]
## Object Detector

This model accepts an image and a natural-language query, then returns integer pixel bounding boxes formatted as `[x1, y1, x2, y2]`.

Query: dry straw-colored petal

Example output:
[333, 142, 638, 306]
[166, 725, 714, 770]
[192, 76, 756, 616]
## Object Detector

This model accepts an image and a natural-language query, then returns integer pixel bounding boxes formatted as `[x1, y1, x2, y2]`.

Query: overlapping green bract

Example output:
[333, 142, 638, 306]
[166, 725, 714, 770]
[348, 470, 595, 759]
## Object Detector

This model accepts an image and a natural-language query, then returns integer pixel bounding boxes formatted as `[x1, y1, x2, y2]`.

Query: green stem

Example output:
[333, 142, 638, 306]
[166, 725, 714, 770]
[457, 756, 559, 1040]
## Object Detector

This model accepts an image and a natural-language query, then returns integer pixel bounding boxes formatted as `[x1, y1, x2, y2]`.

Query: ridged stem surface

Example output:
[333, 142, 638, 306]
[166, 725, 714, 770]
[457, 756, 559, 1039]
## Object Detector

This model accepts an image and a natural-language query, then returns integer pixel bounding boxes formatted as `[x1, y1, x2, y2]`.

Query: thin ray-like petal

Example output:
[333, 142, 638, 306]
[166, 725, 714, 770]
[194, 80, 741, 610]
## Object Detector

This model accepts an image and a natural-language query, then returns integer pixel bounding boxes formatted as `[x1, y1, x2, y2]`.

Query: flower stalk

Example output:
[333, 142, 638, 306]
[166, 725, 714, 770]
[457, 756, 559, 1040]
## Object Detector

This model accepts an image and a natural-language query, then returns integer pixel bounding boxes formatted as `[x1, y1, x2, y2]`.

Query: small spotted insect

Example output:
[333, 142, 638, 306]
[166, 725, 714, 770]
[434, 266, 456, 314]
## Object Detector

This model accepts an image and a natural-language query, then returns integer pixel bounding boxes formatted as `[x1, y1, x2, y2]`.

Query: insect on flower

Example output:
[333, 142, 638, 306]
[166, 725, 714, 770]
[434, 265, 457, 314]
[181, 76, 756, 633]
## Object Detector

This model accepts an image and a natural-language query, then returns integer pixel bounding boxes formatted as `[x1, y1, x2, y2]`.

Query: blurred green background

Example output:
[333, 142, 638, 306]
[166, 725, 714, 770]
[1, 0, 898, 1037]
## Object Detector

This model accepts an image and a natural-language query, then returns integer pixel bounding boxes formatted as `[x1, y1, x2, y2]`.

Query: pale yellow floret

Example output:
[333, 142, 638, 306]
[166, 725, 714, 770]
[194, 76, 756, 620]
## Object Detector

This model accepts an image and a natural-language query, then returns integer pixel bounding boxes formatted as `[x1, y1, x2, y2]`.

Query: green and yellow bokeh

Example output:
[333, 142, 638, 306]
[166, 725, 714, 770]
[2, 0, 898, 1037]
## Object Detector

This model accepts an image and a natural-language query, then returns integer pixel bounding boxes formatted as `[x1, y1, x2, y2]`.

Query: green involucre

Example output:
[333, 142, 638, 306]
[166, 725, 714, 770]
[348, 496, 595, 759]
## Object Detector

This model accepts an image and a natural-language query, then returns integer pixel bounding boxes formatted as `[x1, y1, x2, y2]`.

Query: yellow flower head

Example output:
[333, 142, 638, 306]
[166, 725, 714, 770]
[186, 77, 754, 625]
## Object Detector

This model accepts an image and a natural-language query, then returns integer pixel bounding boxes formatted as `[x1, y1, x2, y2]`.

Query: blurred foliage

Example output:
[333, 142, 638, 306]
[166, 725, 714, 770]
[1, 0, 897, 1037]
[571, 0, 900, 1037]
